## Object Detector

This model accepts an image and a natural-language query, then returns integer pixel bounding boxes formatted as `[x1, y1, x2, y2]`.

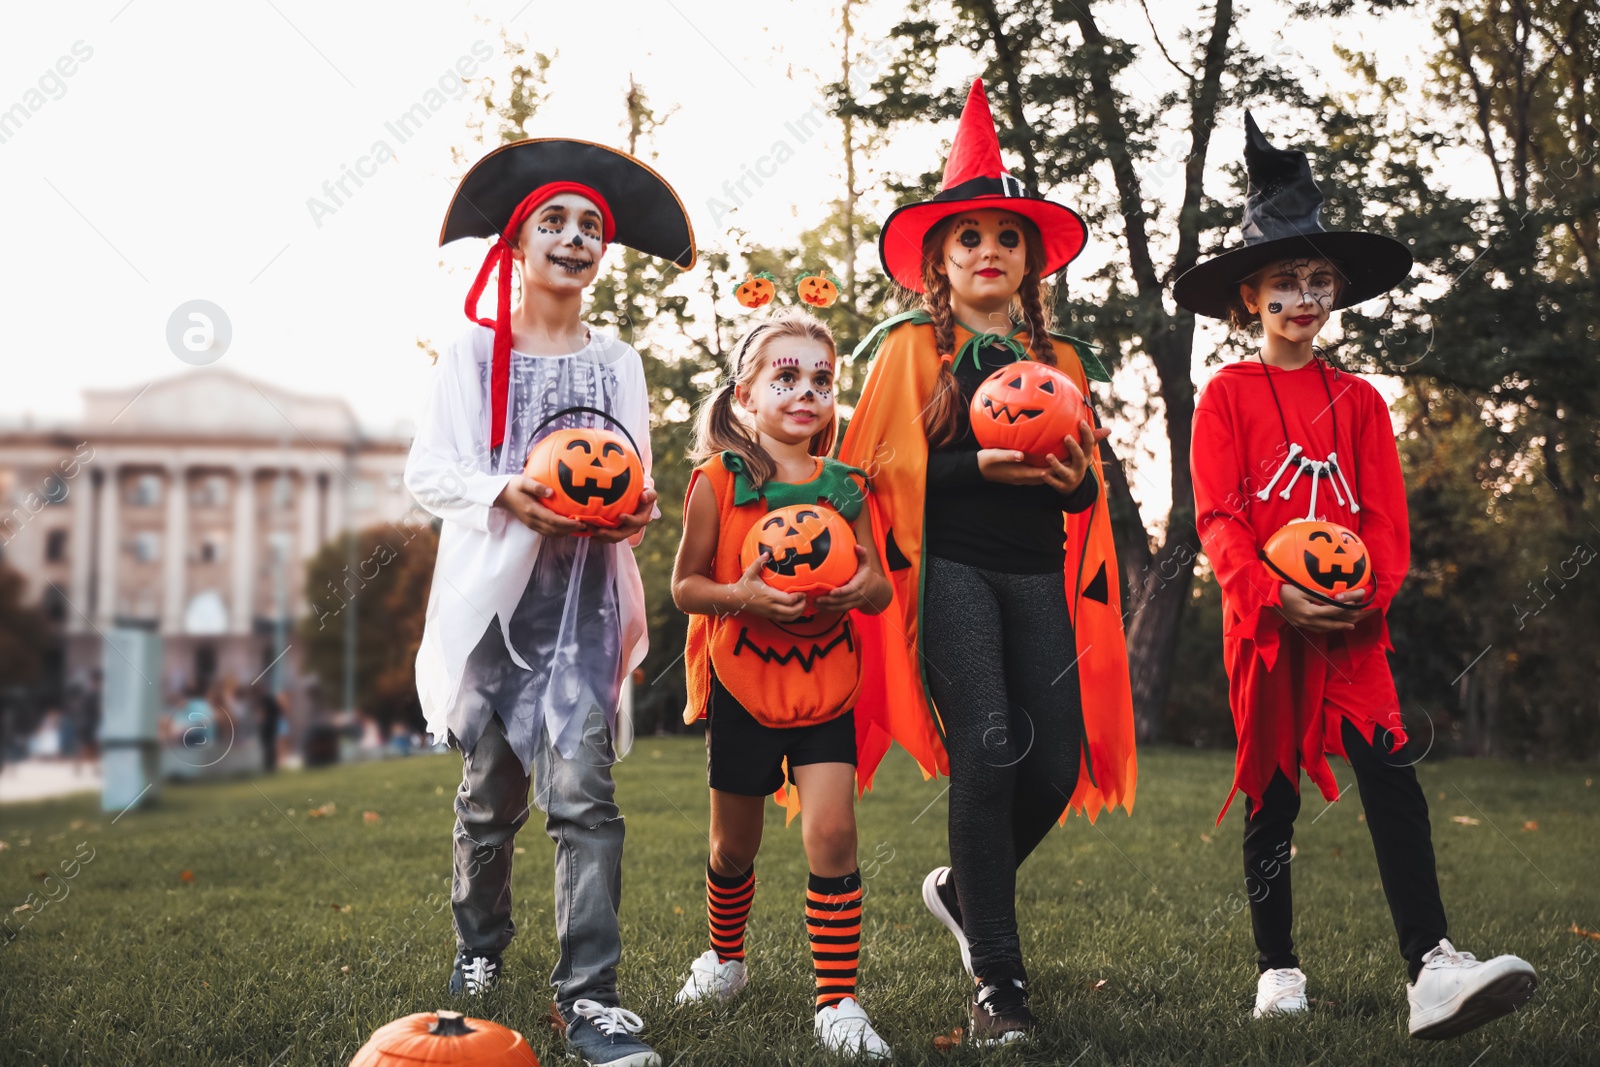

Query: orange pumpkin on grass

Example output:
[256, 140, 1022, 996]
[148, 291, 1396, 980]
[1261, 520, 1373, 607]
[351, 1009, 538, 1067]
[969, 360, 1089, 467]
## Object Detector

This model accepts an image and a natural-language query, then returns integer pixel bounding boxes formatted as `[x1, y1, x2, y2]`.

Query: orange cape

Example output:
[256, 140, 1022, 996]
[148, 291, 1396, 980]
[838, 319, 1137, 822]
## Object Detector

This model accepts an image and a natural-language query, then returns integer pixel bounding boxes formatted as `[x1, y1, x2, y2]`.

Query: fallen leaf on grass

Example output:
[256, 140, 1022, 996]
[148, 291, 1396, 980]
[435, 786, 445, 796]
[933, 1036, 952, 1051]
[362, 811, 381, 824]
[1569, 924, 1600, 942]
[179, 869, 195, 884]
[1088, 979, 1108, 991]
[12, 903, 31, 914]
[1522, 821, 1538, 832]
[29, 870, 48, 881]
[0, 841, 8, 851]
[672, 906, 684, 915]
[1200, 833, 1213, 844]
[69, 820, 85, 831]
[1451, 816, 1480, 826]
[330, 903, 351, 913]
[547, 1002, 567, 1035]
[514, 847, 526, 855]
[340, 965, 351, 974]
[308, 803, 336, 818]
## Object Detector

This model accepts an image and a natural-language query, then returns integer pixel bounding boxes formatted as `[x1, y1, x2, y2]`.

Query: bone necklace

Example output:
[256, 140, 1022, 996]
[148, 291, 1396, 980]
[1254, 354, 1361, 521]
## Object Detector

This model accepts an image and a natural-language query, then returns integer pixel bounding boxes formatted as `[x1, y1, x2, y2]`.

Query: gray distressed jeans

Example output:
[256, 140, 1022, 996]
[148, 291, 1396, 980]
[451, 711, 625, 1011]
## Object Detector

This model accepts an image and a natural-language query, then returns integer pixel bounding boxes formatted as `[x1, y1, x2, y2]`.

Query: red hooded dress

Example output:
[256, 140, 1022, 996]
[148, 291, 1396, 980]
[1191, 357, 1410, 821]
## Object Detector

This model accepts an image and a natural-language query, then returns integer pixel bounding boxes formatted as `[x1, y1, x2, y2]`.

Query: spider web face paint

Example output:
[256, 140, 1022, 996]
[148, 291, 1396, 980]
[1258, 258, 1341, 312]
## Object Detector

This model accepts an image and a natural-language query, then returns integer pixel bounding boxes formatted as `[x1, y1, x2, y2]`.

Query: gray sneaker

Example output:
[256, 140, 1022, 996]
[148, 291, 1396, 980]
[564, 999, 661, 1067]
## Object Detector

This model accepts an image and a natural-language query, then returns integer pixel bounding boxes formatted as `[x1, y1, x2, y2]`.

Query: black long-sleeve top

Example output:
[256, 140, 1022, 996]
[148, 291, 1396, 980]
[923, 341, 1099, 574]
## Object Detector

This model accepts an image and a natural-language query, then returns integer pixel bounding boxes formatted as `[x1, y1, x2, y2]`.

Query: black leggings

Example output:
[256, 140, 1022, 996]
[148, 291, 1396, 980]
[921, 554, 1084, 977]
[1243, 718, 1448, 980]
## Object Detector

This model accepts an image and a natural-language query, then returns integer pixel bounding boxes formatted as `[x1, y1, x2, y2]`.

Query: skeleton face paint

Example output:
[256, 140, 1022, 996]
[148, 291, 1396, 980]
[519, 192, 606, 287]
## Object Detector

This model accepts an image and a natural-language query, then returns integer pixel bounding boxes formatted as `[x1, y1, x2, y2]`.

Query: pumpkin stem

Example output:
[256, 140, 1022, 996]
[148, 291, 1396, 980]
[429, 1010, 477, 1037]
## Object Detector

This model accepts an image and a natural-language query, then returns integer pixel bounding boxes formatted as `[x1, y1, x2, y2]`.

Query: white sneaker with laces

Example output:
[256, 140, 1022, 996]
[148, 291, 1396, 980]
[1252, 967, 1308, 1018]
[921, 867, 973, 976]
[1407, 939, 1537, 1039]
[674, 949, 749, 1005]
[814, 997, 892, 1060]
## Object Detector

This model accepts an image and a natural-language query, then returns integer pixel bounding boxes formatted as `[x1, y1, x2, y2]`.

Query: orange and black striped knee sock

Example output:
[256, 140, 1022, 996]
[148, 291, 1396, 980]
[806, 870, 862, 1012]
[707, 862, 755, 963]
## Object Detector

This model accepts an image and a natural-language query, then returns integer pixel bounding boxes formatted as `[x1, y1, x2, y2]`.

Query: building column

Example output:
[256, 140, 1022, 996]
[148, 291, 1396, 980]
[298, 467, 322, 562]
[325, 466, 348, 543]
[160, 462, 188, 635]
[93, 463, 120, 627]
[67, 456, 95, 634]
[231, 463, 256, 636]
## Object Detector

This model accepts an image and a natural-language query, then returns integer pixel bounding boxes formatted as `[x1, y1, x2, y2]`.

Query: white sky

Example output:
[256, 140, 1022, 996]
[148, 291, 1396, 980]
[2, 0, 1487, 522]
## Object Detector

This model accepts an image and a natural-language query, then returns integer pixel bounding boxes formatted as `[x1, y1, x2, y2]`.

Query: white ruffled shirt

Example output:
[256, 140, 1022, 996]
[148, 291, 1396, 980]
[404, 324, 655, 767]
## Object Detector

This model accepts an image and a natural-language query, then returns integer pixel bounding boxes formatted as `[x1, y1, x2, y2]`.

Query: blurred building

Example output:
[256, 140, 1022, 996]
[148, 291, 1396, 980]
[0, 368, 416, 716]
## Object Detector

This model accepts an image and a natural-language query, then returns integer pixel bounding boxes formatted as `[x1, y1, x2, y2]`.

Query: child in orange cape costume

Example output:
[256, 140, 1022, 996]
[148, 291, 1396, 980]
[838, 78, 1136, 1043]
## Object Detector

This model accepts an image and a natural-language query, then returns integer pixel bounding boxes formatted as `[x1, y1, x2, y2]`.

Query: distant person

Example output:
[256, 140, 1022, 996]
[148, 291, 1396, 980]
[1178, 113, 1536, 1037]
[257, 688, 283, 773]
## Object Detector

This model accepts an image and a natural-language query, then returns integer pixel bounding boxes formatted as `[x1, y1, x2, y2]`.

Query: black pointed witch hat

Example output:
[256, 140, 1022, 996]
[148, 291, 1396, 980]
[1172, 113, 1411, 320]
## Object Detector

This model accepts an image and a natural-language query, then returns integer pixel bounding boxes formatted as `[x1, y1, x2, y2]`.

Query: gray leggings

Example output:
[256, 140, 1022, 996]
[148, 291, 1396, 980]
[921, 554, 1085, 977]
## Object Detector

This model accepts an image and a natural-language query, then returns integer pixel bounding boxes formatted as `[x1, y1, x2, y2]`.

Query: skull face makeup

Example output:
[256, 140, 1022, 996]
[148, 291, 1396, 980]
[1240, 257, 1343, 344]
[515, 192, 607, 291]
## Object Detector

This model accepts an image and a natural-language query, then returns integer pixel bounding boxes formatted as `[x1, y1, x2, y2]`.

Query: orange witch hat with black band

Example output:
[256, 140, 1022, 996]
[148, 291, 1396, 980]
[878, 79, 1087, 292]
[440, 138, 695, 449]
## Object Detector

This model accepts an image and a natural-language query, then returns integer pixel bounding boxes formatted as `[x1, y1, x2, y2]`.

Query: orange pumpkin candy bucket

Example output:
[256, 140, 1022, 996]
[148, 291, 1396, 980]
[351, 1009, 538, 1066]
[739, 504, 858, 596]
[1260, 519, 1373, 607]
[968, 360, 1089, 467]
[523, 405, 646, 531]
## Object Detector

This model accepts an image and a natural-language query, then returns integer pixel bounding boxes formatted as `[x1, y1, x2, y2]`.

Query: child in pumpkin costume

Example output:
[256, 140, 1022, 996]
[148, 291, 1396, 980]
[407, 138, 693, 1067]
[838, 79, 1137, 1043]
[1175, 113, 1536, 1038]
[671, 309, 894, 1059]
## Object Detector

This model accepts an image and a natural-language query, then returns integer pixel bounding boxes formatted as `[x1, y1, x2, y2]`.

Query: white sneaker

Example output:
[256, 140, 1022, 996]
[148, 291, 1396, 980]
[673, 949, 749, 1005]
[814, 997, 892, 1060]
[1407, 939, 1537, 1039]
[1252, 967, 1308, 1018]
[921, 867, 973, 976]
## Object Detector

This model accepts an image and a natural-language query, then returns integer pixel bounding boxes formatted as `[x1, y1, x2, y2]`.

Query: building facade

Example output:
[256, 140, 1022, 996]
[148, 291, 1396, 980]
[0, 368, 419, 724]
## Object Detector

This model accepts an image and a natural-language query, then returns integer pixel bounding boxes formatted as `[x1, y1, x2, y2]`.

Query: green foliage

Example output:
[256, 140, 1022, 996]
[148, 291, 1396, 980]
[298, 524, 439, 734]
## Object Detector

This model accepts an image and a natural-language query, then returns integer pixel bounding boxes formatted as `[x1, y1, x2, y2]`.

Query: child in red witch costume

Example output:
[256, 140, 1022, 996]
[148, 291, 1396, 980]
[1176, 113, 1535, 1039]
[839, 79, 1136, 1044]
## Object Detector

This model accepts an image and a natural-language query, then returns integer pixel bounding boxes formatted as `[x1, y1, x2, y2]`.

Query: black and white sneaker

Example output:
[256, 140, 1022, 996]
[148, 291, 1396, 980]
[970, 966, 1034, 1045]
[448, 949, 501, 996]
[921, 866, 972, 976]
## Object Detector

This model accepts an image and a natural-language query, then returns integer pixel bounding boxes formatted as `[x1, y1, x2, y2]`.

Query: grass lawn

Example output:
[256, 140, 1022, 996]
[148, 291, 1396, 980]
[2, 741, 1596, 1066]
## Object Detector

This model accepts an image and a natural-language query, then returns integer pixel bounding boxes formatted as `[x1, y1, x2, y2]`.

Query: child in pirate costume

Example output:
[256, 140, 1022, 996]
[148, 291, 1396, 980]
[1175, 114, 1536, 1038]
[838, 79, 1137, 1043]
[405, 138, 694, 1067]
[671, 308, 894, 1059]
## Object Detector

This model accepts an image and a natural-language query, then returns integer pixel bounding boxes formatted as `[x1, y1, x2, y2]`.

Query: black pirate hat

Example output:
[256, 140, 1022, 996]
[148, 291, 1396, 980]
[1172, 113, 1411, 320]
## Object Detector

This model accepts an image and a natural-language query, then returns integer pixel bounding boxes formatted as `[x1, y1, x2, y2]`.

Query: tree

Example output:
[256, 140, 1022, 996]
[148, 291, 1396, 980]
[298, 524, 439, 735]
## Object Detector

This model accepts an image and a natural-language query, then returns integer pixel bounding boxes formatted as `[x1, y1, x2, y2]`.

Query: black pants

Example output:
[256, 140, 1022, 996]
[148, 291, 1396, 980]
[921, 554, 1084, 978]
[1243, 718, 1448, 980]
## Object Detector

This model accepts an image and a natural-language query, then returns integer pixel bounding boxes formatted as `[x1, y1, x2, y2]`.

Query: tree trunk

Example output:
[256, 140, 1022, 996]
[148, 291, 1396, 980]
[1124, 529, 1199, 741]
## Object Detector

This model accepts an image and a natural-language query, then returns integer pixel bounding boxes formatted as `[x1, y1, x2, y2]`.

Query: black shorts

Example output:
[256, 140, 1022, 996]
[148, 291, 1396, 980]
[705, 672, 857, 797]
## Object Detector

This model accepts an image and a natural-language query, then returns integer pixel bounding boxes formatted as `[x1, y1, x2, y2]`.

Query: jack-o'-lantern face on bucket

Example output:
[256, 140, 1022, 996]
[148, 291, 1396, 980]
[524, 427, 644, 528]
[969, 360, 1088, 467]
[1261, 520, 1373, 606]
[738, 504, 857, 596]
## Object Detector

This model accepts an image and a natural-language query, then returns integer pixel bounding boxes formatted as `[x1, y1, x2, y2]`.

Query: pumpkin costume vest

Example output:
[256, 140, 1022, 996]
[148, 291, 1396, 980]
[683, 453, 869, 729]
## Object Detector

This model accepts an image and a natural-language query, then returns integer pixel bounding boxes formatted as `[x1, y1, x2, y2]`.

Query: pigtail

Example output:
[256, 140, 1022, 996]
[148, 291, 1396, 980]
[690, 377, 778, 489]
[1016, 267, 1056, 365]
[920, 242, 965, 450]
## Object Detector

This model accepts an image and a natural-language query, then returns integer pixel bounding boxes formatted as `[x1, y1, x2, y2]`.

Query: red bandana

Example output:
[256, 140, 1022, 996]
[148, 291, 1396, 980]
[463, 181, 616, 449]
